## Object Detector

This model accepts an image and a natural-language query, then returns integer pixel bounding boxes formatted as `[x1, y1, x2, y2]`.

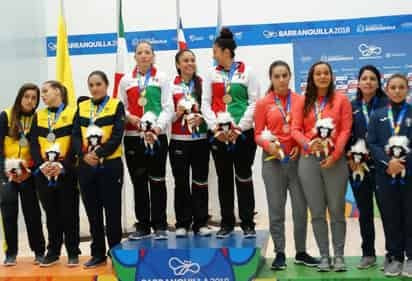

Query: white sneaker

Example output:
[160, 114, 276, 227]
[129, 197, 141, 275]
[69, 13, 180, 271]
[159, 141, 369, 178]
[197, 226, 212, 236]
[175, 228, 188, 237]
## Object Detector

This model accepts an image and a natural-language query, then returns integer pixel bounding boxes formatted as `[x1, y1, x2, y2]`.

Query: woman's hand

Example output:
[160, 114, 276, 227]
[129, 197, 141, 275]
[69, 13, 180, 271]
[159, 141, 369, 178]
[289, 146, 300, 160]
[309, 138, 323, 153]
[128, 115, 141, 128]
[84, 152, 99, 167]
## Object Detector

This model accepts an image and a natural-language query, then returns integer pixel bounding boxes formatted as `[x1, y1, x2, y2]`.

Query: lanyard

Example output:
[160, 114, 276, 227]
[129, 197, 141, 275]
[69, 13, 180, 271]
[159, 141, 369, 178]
[222, 62, 238, 93]
[18, 115, 32, 138]
[47, 103, 65, 133]
[387, 103, 409, 136]
[314, 96, 328, 121]
[90, 95, 109, 124]
[274, 91, 291, 124]
[181, 79, 195, 99]
[137, 68, 152, 96]
[361, 97, 378, 126]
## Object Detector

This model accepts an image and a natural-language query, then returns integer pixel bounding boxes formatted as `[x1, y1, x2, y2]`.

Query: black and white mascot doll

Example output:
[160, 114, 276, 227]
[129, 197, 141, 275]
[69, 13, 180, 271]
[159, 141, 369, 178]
[40, 143, 63, 187]
[260, 128, 287, 163]
[139, 111, 159, 155]
[177, 97, 201, 138]
[348, 139, 370, 187]
[86, 124, 104, 165]
[385, 135, 410, 185]
[310, 117, 335, 160]
[5, 158, 30, 182]
[213, 112, 242, 151]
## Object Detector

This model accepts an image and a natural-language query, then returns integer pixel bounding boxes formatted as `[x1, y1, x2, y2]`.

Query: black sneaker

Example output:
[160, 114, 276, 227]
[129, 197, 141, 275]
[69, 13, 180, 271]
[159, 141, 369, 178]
[83, 256, 107, 269]
[3, 255, 16, 266]
[216, 227, 234, 239]
[271, 252, 287, 270]
[67, 255, 80, 267]
[128, 228, 151, 240]
[295, 252, 320, 267]
[39, 254, 60, 267]
[33, 254, 44, 265]
[243, 226, 256, 238]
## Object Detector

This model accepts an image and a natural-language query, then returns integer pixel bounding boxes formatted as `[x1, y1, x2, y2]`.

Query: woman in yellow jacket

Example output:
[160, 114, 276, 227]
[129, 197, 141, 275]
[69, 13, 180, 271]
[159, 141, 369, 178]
[0, 83, 45, 266]
[73, 71, 125, 268]
[30, 81, 80, 267]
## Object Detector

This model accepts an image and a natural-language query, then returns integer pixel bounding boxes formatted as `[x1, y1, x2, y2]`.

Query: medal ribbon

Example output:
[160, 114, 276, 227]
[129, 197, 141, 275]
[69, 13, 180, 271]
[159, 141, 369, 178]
[90, 95, 110, 124]
[274, 90, 291, 125]
[361, 96, 378, 126]
[181, 79, 195, 99]
[137, 67, 152, 97]
[47, 103, 65, 134]
[223, 62, 238, 94]
[314, 96, 329, 121]
[387, 103, 409, 136]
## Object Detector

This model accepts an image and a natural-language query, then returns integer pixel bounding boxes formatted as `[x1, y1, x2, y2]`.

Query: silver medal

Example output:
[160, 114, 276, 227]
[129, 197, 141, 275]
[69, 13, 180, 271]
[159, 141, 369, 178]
[46, 132, 56, 143]
[19, 137, 29, 147]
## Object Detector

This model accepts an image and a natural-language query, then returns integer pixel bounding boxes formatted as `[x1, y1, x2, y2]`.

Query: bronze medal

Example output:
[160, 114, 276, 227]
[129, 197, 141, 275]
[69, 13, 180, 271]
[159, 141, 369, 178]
[222, 94, 232, 104]
[138, 96, 147, 107]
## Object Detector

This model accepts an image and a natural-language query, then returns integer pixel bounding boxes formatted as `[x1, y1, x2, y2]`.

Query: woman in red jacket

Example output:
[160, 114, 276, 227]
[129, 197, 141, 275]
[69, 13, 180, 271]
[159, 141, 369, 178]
[291, 61, 352, 272]
[254, 60, 319, 270]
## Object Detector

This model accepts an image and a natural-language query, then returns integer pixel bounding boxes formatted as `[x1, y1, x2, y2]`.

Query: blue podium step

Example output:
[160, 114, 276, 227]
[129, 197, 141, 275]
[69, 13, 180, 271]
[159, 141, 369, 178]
[111, 230, 269, 281]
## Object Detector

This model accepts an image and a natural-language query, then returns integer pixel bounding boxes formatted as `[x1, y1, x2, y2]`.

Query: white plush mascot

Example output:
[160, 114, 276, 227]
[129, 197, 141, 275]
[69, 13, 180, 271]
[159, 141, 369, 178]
[260, 128, 286, 162]
[385, 135, 410, 184]
[5, 158, 30, 182]
[348, 139, 370, 184]
[41, 143, 64, 186]
[140, 111, 158, 155]
[310, 117, 335, 159]
[86, 124, 104, 164]
[178, 97, 201, 136]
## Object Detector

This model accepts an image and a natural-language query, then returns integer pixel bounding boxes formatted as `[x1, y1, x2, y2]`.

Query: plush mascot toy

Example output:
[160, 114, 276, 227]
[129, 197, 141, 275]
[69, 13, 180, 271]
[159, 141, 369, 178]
[385, 135, 410, 185]
[260, 128, 288, 163]
[40, 143, 63, 187]
[177, 97, 201, 137]
[4, 158, 30, 182]
[86, 124, 104, 164]
[213, 112, 242, 151]
[310, 117, 335, 160]
[140, 111, 159, 155]
[348, 139, 370, 186]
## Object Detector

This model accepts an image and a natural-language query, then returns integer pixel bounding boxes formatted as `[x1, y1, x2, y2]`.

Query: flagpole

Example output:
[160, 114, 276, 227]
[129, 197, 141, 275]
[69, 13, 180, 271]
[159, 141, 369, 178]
[176, 0, 181, 50]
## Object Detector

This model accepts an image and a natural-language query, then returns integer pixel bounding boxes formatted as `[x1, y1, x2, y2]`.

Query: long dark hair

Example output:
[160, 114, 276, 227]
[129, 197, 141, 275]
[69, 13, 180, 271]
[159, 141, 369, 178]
[304, 61, 335, 116]
[267, 60, 292, 93]
[9, 83, 40, 139]
[43, 80, 68, 105]
[356, 65, 385, 100]
[214, 28, 237, 58]
[175, 49, 202, 102]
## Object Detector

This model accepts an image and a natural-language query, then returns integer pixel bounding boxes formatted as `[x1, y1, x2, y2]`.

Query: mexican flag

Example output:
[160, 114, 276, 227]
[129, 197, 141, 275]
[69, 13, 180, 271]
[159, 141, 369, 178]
[112, 0, 129, 98]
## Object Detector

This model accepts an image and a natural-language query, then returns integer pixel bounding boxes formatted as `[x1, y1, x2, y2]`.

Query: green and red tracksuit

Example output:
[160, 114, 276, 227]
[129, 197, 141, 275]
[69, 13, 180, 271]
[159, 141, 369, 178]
[119, 66, 173, 232]
[169, 75, 209, 232]
[201, 61, 260, 230]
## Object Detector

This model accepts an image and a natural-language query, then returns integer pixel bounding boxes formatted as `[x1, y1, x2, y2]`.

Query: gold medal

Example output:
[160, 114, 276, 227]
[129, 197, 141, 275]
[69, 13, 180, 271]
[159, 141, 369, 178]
[222, 94, 232, 104]
[138, 96, 147, 107]
[140, 89, 146, 97]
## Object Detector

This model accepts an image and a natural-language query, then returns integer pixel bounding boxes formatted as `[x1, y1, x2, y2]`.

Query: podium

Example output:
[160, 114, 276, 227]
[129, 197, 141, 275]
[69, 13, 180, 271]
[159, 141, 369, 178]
[111, 230, 269, 281]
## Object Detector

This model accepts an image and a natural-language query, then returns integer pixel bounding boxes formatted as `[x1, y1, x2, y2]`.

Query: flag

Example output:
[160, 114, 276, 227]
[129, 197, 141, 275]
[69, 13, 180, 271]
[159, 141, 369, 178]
[112, 0, 129, 98]
[177, 18, 187, 50]
[56, 0, 75, 106]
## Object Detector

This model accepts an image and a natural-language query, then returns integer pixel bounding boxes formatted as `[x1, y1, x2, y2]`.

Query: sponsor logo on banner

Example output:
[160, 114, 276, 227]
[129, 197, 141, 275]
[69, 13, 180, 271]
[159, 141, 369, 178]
[356, 23, 396, 33]
[263, 30, 278, 39]
[189, 35, 205, 42]
[358, 43, 382, 59]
